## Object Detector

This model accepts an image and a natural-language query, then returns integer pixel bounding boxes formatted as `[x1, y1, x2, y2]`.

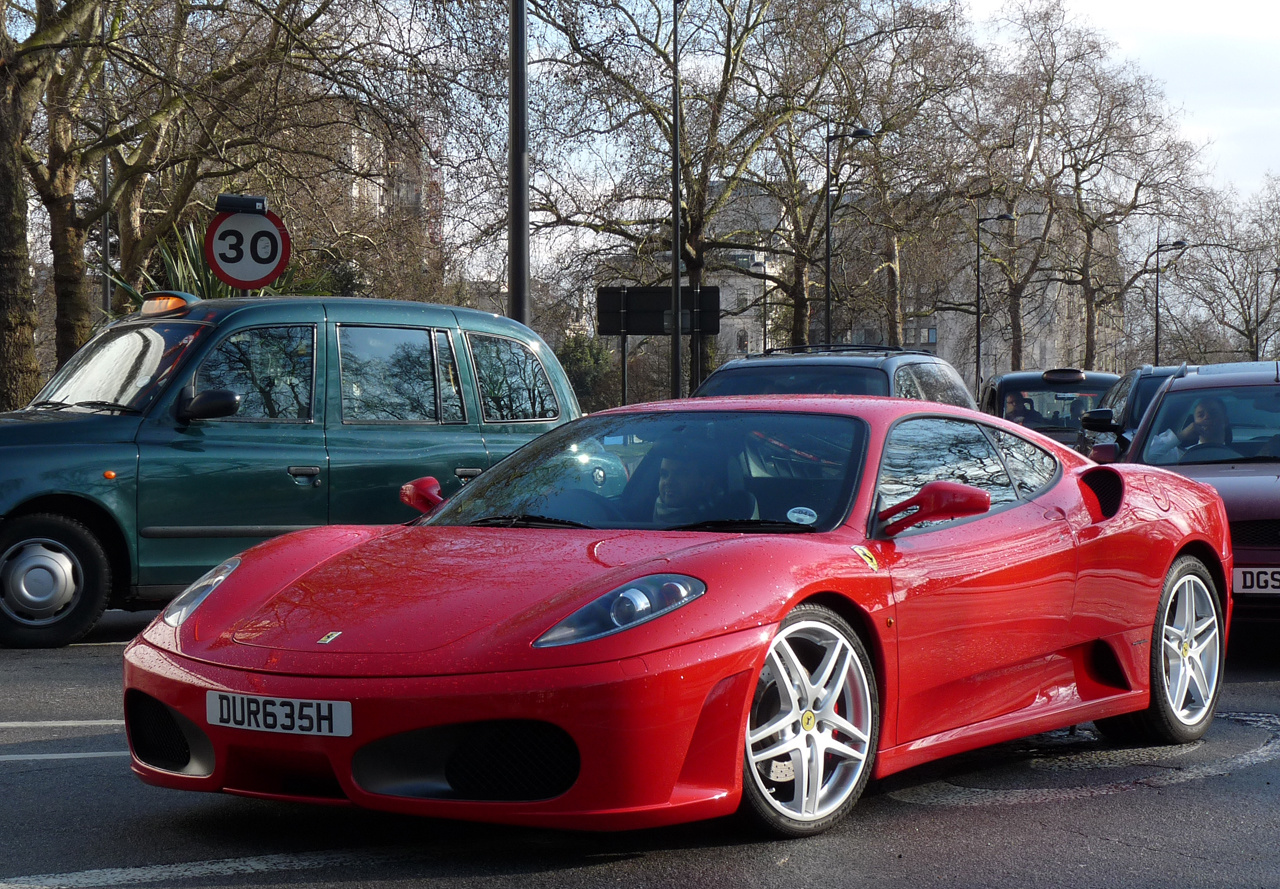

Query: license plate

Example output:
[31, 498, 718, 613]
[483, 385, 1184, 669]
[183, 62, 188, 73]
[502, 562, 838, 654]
[1233, 568, 1280, 595]
[206, 691, 352, 737]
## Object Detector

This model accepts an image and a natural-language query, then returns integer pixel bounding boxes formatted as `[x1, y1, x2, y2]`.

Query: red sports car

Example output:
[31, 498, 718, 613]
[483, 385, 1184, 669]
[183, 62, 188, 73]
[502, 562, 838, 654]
[124, 397, 1232, 836]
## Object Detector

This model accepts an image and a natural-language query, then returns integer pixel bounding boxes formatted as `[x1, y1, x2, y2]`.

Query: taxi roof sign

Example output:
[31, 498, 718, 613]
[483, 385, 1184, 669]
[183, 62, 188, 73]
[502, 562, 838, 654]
[140, 291, 201, 316]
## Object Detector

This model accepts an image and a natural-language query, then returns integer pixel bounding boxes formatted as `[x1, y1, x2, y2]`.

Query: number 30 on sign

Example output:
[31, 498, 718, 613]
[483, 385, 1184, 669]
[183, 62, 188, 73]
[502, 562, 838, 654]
[203, 210, 292, 289]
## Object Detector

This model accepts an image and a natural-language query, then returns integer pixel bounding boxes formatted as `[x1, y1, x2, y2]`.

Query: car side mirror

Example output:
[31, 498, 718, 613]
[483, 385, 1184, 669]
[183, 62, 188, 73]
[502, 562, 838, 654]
[878, 480, 991, 537]
[400, 476, 446, 514]
[176, 385, 241, 423]
[1080, 408, 1121, 434]
[1089, 442, 1122, 464]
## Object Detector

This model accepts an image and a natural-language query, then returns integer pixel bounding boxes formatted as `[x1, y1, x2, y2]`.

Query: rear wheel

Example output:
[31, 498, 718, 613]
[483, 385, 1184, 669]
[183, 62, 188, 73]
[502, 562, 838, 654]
[741, 604, 878, 837]
[0, 514, 112, 648]
[1095, 556, 1223, 744]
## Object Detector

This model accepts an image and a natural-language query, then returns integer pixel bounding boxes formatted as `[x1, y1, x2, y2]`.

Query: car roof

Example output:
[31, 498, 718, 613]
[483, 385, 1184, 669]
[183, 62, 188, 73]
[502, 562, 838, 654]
[1166, 363, 1280, 391]
[713, 345, 945, 371]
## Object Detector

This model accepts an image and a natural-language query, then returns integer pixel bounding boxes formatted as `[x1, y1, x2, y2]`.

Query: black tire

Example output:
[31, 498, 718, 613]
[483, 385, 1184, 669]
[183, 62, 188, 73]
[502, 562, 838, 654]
[1095, 555, 1224, 745]
[0, 514, 112, 648]
[741, 603, 878, 837]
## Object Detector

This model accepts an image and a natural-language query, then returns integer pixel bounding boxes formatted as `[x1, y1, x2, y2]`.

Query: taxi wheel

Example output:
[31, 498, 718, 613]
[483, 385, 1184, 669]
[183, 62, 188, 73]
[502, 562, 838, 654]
[741, 604, 878, 837]
[1096, 556, 1224, 745]
[0, 514, 111, 648]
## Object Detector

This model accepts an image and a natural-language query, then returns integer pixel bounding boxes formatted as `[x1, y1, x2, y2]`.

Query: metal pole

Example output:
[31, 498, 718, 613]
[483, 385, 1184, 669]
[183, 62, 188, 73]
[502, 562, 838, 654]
[824, 119, 832, 346]
[670, 0, 683, 398]
[974, 206, 981, 394]
[508, 0, 530, 326]
[1154, 256, 1161, 366]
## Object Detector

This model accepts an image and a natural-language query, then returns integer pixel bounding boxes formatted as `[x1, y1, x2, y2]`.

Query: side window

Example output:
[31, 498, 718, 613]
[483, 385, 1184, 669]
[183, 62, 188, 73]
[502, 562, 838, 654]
[910, 362, 972, 408]
[877, 417, 1018, 529]
[338, 326, 437, 422]
[195, 326, 314, 420]
[893, 365, 924, 400]
[986, 428, 1059, 497]
[468, 333, 560, 422]
[435, 331, 465, 423]
[1101, 372, 1135, 419]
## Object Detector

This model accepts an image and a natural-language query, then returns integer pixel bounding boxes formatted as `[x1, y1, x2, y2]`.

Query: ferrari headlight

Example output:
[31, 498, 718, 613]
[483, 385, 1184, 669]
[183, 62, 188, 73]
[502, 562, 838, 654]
[162, 557, 240, 627]
[534, 574, 705, 647]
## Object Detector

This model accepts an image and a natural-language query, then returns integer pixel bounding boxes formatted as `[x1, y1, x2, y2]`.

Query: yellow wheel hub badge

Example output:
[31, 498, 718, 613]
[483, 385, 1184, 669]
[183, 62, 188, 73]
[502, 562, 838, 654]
[801, 710, 817, 731]
[1182, 640, 1191, 658]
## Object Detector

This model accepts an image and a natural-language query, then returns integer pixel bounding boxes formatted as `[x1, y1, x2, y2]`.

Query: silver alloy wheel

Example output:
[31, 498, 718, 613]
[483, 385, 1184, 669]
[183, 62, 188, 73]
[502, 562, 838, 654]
[1161, 572, 1221, 726]
[746, 618, 873, 823]
[0, 538, 83, 626]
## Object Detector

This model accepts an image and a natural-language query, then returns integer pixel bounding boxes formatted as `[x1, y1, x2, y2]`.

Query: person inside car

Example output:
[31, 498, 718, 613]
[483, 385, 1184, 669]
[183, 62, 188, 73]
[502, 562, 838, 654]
[1147, 395, 1231, 462]
[652, 442, 757, 526]
[1004, 393, 1044, 427]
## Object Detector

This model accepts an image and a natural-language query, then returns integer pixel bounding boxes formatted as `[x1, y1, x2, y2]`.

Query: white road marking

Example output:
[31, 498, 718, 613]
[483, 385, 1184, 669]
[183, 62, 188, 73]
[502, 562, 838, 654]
[0, 721, 123, 729]
[0, 752, 129, 763]
[0, 852, 376, 888]
[888, 711, 1280, 807]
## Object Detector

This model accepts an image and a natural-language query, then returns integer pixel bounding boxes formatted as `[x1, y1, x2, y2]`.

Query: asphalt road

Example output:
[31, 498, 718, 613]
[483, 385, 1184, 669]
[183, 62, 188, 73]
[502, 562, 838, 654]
[2, 613, 1279, 889]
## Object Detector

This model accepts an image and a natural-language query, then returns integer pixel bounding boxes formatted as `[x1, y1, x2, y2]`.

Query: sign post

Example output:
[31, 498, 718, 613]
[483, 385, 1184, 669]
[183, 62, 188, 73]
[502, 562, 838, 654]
[204, 198, 291, 292]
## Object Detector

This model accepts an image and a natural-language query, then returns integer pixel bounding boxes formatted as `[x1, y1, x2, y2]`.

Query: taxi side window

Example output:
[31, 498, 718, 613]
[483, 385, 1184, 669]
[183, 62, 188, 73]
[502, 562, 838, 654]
[435, 330, 466, 423]
[195, 326, 315, 420]
[338, 326, 438, 422]
[877, 417, 1018, 530]
[468, 333, 560, 422]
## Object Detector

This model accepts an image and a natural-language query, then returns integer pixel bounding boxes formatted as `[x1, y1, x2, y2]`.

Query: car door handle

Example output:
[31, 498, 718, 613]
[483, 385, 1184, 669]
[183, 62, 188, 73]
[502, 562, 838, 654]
[455, 467, 484, 483]
[288, 466, 321, 477]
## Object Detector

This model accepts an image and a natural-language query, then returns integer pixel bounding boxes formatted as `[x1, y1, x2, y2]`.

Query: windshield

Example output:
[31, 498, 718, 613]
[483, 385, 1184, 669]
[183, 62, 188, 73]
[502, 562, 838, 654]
[1001, 385, 1111, 431]
[1141, 384, 1280, 465]
[694, 365, 889, 397]
[31, 322, 208, 413]
[426, 410, 867, 532]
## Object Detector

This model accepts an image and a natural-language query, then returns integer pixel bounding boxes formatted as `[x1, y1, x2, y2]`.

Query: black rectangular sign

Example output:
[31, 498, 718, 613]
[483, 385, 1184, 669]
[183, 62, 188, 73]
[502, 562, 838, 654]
[597, 286, 720, 336]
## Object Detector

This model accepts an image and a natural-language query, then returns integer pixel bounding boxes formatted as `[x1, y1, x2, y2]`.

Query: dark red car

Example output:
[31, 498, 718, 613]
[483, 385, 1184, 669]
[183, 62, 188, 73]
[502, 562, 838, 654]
[1090, 363, 1280, 621]
[124, 396, 1231, 836]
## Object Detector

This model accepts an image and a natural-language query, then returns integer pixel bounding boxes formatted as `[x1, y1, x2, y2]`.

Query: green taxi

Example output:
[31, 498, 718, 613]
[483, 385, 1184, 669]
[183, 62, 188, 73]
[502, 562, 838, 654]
[0, 293, 580, 647]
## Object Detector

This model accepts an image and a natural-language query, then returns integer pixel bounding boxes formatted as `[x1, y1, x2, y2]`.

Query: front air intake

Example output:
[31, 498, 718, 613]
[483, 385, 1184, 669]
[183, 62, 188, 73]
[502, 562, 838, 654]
[125, 690, 191, 772]
[353, 720, 579, 802]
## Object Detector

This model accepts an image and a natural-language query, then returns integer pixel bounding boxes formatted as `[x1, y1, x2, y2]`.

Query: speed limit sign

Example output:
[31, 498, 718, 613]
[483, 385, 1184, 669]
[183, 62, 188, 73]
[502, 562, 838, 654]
[204, 210, 292, 289]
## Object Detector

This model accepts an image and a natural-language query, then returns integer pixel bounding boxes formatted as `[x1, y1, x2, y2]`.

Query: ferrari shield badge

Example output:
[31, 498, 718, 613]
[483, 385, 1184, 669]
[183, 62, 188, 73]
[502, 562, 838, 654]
[317, 631, 342, 644]
[852, 546, 878, 572]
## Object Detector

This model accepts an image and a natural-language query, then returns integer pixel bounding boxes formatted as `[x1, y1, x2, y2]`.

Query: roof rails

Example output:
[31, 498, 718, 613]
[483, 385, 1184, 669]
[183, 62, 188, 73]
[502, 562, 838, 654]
[764, 344, 911, 355]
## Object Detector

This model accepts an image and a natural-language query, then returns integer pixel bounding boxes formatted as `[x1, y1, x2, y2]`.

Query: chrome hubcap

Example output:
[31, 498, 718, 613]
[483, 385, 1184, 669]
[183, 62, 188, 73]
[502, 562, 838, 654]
[747, 619, 872, 822]
[0, 539, 81, 625]
[1162, 575, 1220, 726]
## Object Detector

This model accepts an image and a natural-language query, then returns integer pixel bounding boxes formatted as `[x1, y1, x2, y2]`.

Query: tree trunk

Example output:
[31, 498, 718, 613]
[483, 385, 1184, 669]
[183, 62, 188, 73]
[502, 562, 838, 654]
[1008, 281, 1024, 370]
[1082, 286, 1097, 369]
[789, 260, 811, 347]
[883, 233, 902, 347]
[48, 200, 91, 366]
[0, 64, 42, 410]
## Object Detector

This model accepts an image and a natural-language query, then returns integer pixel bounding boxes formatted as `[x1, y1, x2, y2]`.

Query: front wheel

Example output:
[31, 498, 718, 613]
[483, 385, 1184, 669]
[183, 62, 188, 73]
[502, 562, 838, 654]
[1097, 555, 1224, 744]
[0, 514, 112, 648]
[741, 604, 879, 837]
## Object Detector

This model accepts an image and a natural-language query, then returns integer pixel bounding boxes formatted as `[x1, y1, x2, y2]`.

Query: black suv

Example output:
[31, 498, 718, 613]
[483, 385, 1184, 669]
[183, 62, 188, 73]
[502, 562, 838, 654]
[1082, 364, 1196, 455]
[692, 346, 975, 408]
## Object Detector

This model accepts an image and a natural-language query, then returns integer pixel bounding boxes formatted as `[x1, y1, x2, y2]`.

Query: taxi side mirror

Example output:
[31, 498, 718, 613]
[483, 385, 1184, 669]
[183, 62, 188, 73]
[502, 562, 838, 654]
[878, 480, 991, 537]
[400, 476, 445, 514]
[176, 386, 241, 422]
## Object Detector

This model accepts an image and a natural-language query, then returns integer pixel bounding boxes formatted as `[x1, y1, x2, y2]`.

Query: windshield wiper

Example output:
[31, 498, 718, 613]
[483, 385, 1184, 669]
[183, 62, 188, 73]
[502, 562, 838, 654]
[664, 518, 819, 533]
[29, 400, 71, 410]
[468, 514, 594, 529]
[73, 400, 142, 414]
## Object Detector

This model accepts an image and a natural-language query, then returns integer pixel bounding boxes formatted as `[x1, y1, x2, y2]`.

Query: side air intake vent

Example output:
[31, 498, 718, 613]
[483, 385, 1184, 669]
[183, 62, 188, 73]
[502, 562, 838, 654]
[1080, 468, 1123, 520]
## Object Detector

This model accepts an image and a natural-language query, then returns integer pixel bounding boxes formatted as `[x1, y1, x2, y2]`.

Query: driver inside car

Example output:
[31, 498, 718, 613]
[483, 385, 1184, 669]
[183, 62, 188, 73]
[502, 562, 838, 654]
[1147, 395, 1231, 463]
[652, 442, 757, 527]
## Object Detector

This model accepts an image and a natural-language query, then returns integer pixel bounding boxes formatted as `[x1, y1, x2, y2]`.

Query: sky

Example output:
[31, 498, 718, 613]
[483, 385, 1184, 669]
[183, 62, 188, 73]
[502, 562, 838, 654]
[967, 0, 1280, 198]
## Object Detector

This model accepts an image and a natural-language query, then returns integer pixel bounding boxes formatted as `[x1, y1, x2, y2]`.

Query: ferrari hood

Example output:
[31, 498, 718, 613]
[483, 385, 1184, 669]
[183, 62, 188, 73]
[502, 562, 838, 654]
[220, 524, 734, 663]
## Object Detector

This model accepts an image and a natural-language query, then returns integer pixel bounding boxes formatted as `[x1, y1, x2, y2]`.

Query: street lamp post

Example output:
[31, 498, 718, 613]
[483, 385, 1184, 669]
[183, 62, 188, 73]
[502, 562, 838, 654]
[974, 210, 1015, 393]
[669, 0, 685, 398]
[1153, 238, 1187, 365]
[824, 123, 875, 345]
[752, 260, 767, 351]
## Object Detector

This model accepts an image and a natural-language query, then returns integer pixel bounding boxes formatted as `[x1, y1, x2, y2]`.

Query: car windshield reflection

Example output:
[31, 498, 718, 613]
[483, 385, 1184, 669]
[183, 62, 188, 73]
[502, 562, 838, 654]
[1141, 385, 1280, 465]
[425, 411, 866, 532]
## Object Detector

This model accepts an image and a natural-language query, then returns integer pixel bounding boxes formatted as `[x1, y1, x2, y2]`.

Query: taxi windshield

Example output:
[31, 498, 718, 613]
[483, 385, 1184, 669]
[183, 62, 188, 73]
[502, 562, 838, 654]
[31, 322, 208, 414]
[426, 410, 867, 532]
